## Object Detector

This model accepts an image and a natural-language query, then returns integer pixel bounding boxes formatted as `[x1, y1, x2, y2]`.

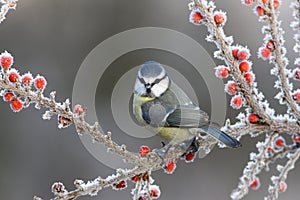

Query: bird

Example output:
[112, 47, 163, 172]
[132, 61, 241, 156]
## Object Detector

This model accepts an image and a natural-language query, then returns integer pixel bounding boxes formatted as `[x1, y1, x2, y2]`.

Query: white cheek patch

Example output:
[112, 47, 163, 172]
[134, 78, 146, 95]
[152, 77, 169, 97]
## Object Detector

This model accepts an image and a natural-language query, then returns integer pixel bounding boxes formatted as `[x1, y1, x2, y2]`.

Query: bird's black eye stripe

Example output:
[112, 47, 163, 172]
[152, 73, 167, 85]
[138, 76, 146, 84]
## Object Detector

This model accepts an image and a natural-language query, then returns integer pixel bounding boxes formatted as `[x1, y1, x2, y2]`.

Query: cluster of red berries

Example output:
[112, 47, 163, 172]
[0, 51, 47, 112]
[130, 172, 161, 199]
[189, 9, 227, 26]
[258, 40, 275, 60]
[254, 0, 281, 16]
[218, 46, 255, 109]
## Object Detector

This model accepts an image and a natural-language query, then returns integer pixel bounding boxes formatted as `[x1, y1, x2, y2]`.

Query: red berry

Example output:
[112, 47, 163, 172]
[21, 74, 33, 85]
[260, 47, 271, 59]
[3, 92, 14, 102]
[250, 178, 260, 190]
[51, 182, 66, 194]
[113, 180, 127, 190]
[267, 146, 273, 152]
[248, 113, 259, 123]
[244, 0, 253, 5]
[190, 10, 203, 25]
[139, 145, 150, 157]
[279, 181, 287, 193]
[237, 49, 250, 60]
[34, 76, 47, 90]
[293, 69, 300, 80]
[214, 12, 226, 26]
[292, 134, 300, 143]
[215, 66, 229, 78]
[239, 61, 251, 72]
[244, 72, 254, 83]
[150, 185, 161, 199]
[225, 81, 238, 95]
[131, 175, 140, 182]
[142, 172, 149, 181]
[11, 99, 23, 111]
[266, 40, 275, 51]
[231, 95, 243, 109]
[274, 137, 285, 147]
[232, 48, 239, 58]
[8, 71, 19, 83]
[262, 0, 268, 3]
[293, 91, 300, 102]
[0, 51, 13, 69]
[256, 6, 265, 16]
[164, 161, 176, 174]
[274, 0, 280, 10]
[138, 196, 147, 200]
[185, 152, 195, 162]
[74, 104, 85, 115]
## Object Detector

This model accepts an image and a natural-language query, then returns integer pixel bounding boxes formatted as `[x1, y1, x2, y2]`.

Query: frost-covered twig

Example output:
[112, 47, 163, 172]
[0, 0, 17, 24]
[266, 148, 300, 200]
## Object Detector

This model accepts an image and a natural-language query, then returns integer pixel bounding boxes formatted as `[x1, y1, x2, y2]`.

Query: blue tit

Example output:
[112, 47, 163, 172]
[132, 61, 240, 154]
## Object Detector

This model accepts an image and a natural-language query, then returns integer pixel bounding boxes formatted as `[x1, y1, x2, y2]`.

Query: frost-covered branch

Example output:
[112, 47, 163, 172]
[0, 0, 17, 24]
[188, 0, 300, 199]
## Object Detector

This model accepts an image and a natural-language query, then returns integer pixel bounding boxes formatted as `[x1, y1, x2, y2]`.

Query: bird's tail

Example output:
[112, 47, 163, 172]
[201, 125, 241, 148]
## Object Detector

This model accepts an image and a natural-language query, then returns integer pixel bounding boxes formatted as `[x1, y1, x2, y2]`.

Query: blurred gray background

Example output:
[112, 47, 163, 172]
[0, 0, 299, 199]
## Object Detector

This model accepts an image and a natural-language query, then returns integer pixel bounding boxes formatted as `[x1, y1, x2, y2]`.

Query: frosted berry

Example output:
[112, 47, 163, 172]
[232, 48, 239, 58]
[215, 66, 229, 78]
[239, 61, 251, 72]
[237, 49, 250, 60]
[250, 178, 260, 190]
[231, 95, 243, 109]
[3, 92, 14, 102]
[185, 152, 195, 162]
[213, 12, 226, 26]
[279, 181, 287, 193]
[58, 115, 72, 128]
[11, 99, 23, 111]
[267, 146, 273, 152]
[113, 180, 127, 190]
[131, 175, 140, 182]
[51, 182, 66, 194]
[0, 51, 13, 69]
[139, 145, 150, 157]
[189, 10, 203, 25]
[34, 76, 47, 90]
[293, 91, 300, 102]
[8, 71, 19, 83]
[138, 196, 147, 200]
[244, 72, 254, 83]
[256, 6, 265, 16]
[164, 161, 176, 174]
[266, 40, 275, 51]
[274, 0, 280, 10]
[225, 81, 238, 95]
[260, 47, 271, 59]
[142, 172, 149, 181]
[21, 73, 33, 85]
[292, 133, 300, 143]
[274, 136, 285, 148]
[248, 113, 259, 123]
[150, 185, 161, 199]
[74, 104, 85, 115]
[243, 0, 253, 5]
[293, 69, 300, 80]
